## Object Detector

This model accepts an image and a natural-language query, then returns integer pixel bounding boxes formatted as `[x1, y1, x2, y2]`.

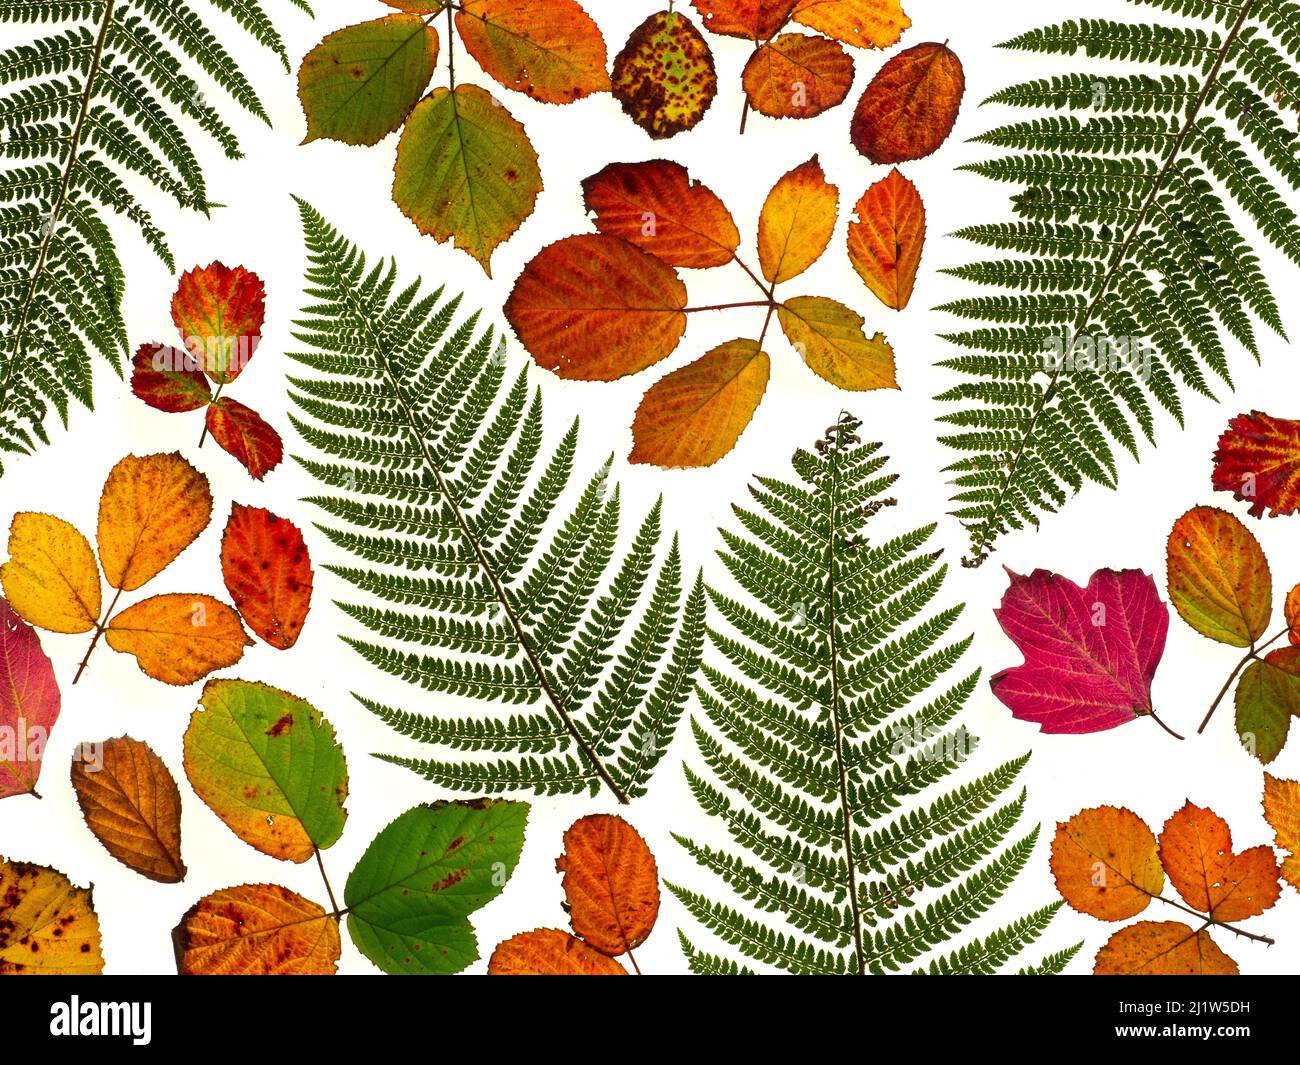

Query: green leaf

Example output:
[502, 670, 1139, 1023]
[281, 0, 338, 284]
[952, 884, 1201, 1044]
[183, 679, 348, 863]
[345, 800, 528, 974]
[1235, 650, 1300, 764]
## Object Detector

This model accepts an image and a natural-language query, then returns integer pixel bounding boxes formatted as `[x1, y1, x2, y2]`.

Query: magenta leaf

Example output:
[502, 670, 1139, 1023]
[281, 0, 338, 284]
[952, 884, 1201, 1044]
[990, 568, 1169, 735]
[0, 596, 61, 798]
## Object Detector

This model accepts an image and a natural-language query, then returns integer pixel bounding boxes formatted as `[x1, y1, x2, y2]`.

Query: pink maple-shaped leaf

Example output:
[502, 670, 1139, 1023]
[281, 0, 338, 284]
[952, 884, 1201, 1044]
[0, 596, 61, 798]
[989, 567, 1174, 736]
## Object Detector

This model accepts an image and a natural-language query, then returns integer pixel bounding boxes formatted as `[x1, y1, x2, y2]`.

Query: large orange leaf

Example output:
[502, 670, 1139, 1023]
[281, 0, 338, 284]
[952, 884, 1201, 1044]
[97, 453, 213, 592]
[850, 42, 965, 163]
[631, 340, 769, 468]
[1094, 921, 1238, 975]
[847, 168, 925, 310]
[170, 263, 265, 384]
[582, 160, 739, 269]
[455, 0, 610, 103]
[0, 513, 100, 634]
[1157, 802, 1281, 921]
[613, 11, 717, 139]
[742, 33, 854, 120]
[221, 505, 313, 650]
[556, 814, 660, 956]
[506, 234, 688, 380]
[1212, 411, 1300, 518]
[0, 860, 103, 974]
[691, 0, 800, 39]
[791, 0, 910, 48]
[105, 594, 250, 685]
[1050, 806, 1163, 921]
[1263, 772, 1300, 890]
[174, 884, 340, 975]
[1166, 506, 1271, 648]
[758, 156, 837, 285]
[778, 295, 896, 390]
[71, 736, 186, 884]
[488, 928, 628, 975]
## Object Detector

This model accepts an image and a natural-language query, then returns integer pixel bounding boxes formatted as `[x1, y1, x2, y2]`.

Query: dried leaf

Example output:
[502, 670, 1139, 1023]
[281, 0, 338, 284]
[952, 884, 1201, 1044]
[1235, 648, 1300, 764]
[778, 295, 896, 390]
[690, 0, 800, 40]
[174, 884, 340, 975]
[556, 814, 660, 956]
[758, 156, 837, 285]
[205, 398, 284, 481]
[850, 41, 964, 163]
[0, 860, 103, 974]
[130, 343, 212, 413]
[220, 506, 313, 650]
[1167, 506, 1271, 648]
[791, 0, 910, 48]
[170, 263, 265, 384]
[1094, 921, 1238, 976]
[0, 513, 100, 635]
[1212, 411, 1300, 518]
[742, 33, 854, 119]
[847, 168, 925, 310]
[488, 928, 628, 975]
[1050, 806, 1163, 920]
[105, 594, 250, 686]
[1262, 772, 1300, 890]
[1158, 802, 1281, 921]
[613, 11, 716, 138]
[0, 598, 59, 799]
[1287, 584, 1300, 644]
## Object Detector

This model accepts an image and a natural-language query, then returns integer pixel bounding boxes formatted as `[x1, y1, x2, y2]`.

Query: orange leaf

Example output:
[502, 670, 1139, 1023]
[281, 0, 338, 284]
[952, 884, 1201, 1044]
[130, 343, 212, 413]
[778, 295, 896, 390]
[1286, 584, 1300, 645]
[791, 0, 910, 48]
[506, 234, 688, 380]
[690, 0, 800, 39]
[105, 594, 250, 686]
[205, 398, 284, 481]
[582, 160, 739, 269]
[1094, 921, 1238, 976]
[631, 340, 769, 468]
[1263, 772, 1300, 890]
[612, 10, 717, 139]
[742, 33, 854, 119]
[850, 42, 965, 163]
[758, 155, 837, 285]
[1167, 506, 1271, 648]
[71, 736, 186, 884]
[1212, 411, 1300, 518]
[1157, 802, 1281, 921]
[488, 928, 628, 975]
[221, 505, 314, 650]
[173, 884, 340, 975]
[847, 168, 925, 310]
[455, 0, 610, 103]
[170, 263, 265, 384]
[556, 814, 660, 956]
[1050, 806, 1163, 921]
[98, 453, 213, 592]
[0, 860, 103, 974]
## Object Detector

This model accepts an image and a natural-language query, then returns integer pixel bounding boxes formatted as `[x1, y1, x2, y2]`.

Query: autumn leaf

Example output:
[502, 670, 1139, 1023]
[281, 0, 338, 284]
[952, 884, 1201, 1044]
[105, 594, 250, 685]
[98, 453, 213, 592]
[0, 513, 100, 635]
[690, 0, 801, 40]
[847, 168, 925, 310]
[298, 15, 438, 146]
[203, 398, 284, 482]
[393, 84, 542, 276]
[1262, 772, 1300, 890]
[850, 42, 965, 163]
[0, 860, 103, 974]
[174, 884, 340, 975]
[184, 680, 347, 862]
[71, 736, 186, 883]
[1094, 921, 1238, 976]
[221, 506, 313, 650]
[613, 10, 717, 139]
[790, 0, 910, 48]
[1166, 506, 1271, 647]
[0, 598, 59, 799]
[506, 234, 688, 380]
[130, 343, 212, 413]
[1212, 411, 1300, 518]
[556, 814, 660, 958]
[1287, 584, 1300, 644]
[742, 33, 854, 120]
[1158, 802, 1281, 922]
[171, 263, 265, 384]
[990, 568, 1172, 734]
[455, 0, 610, 104]
[582, 160, 740, 268]
[1235, 648, 1300, 764]
[778, 296, 896, 391]
[488, 928, 628, 975]
[758, 156, 837, 285]
[1050, 806, 1163, 921]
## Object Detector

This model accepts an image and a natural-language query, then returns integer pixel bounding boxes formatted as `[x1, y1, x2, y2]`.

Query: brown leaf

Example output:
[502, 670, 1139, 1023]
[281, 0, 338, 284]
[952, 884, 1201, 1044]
[488, 928, 628, 975]
[850, 42, 965, 163]
[556, 814, 660, 956]
[742, 33, 854, 119]
[613, 10, 717, 139]
[847, 168, 925, 310]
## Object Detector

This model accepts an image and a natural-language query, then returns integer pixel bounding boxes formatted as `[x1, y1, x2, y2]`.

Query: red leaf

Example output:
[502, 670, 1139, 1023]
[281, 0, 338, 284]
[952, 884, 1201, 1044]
[205, 399, 283, 480]
[130, 344, 213, 413]
[0, 597, 60, 799]
[1212, 411, 1300, 518]
[171, 263, 266, 384]
[220, 505, 313, 650]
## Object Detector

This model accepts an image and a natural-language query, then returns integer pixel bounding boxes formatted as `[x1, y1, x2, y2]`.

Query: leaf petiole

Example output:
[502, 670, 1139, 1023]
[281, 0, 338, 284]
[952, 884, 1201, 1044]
[1198, 626, 1289, 735]
[72, 586, 124, 685]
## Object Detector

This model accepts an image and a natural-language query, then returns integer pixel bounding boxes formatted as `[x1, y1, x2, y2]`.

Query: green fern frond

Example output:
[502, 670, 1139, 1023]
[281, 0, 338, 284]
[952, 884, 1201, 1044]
[671, 414, 1067, 975]
[0, 0, 304, 473]
[288, 201, 705, 803]
[941, 0, 1300, 565]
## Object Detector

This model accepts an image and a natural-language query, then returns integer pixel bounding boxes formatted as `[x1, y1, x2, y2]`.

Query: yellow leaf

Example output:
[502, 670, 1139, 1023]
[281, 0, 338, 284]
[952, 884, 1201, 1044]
[791, 0, 911, 49]
[0, 859, 104, 974]
[757, 155, 837, 285]
[105, 594, 250, 685]
[1263, 772, 1300, 890]
[778, 295, 897, 390]
[174, 884, 340, 975]
[0, 513, 101, 634]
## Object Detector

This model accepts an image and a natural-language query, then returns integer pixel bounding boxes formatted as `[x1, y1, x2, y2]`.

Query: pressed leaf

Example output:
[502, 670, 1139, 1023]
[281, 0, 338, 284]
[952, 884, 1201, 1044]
[0, 598, 59, 799]
[778, 295, 897, 390]
[1167, 506, 1271, 648]
[184, 680, 347, 862]
[790, 0, 910, 48]
[392, 84, 543, 276]
[758, 156, 838, 285]
[1094, 921, 1238, 976]
[345, 800, 528, 975]
[742, 33, 854, 120]
[613, 10, 717, 139]
[220, 506, 313, 650]
[71, 736, 185, 883]
[488, 928, 628, 975]
[690, 0, 800, 40]
[455, 0, 610, 103]
[171, 263, 266, 385]
[97, 453, 213, 592]
[582, 160, 740, 268]
[0, 514, 100, 635]
[557, 814, 660, 956]
[630, 340, 769, 468]
[1158, 802, 1280, 922]
[847, 168, 925, 310]
[130, 344, 212, 414]
[0, 860, 103, 974]
[1235, 649, 1300, 764]
[105, 595, 250, 686]
[1050, 806, 1163, 921]
[506, 234, 688, 380]
[1212, 411, 1300, 518]
[205, 399, 285, 481]
[850, 41, 964, 163]
[1287, 584, 1300, 645]
[1262, 772, 1300, 891]
[299, 15, 439, 146]
[174, 884, 340, 975]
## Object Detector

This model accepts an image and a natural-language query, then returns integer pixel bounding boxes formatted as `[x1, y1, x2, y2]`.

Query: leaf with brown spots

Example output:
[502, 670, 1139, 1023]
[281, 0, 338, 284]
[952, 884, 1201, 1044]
[71, 736, 186, 883]
[105, 594, 250, 686]
[742, 33, 854, 120]
[488, 928, 628, 974]
[174, 884, 340, 975]
[1158, 802, 1281, 921]
[850, 42, 965, 163]
[557, 814, 660, 957]
[613, 10, 717, 139]
[220, 505, 313, 650]
[847, 168, 925, 310]
[0, 859, 103, 974]
[1094, 921, 1238, 975]
[1050, 806, 1163, 921]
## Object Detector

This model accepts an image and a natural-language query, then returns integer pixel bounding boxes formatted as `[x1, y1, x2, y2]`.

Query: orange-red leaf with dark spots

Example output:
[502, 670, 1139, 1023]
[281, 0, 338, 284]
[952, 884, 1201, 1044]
[220, 505, 314, 651]
[205, 399, 284, 481]
[850, 42, 965, 163]
[1212, 411, 1300, 518]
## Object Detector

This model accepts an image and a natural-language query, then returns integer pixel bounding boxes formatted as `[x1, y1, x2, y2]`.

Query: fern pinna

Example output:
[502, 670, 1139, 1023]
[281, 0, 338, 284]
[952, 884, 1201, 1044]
[0, 0, 308, 470]
[288, 201, 705, 803]
[671, 415, 1075, 974]
[939, 0, 1300, 565]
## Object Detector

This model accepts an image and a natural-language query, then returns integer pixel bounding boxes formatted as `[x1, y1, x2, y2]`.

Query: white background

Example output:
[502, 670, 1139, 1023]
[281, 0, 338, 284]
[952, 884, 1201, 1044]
[1, 0, 1298, 975]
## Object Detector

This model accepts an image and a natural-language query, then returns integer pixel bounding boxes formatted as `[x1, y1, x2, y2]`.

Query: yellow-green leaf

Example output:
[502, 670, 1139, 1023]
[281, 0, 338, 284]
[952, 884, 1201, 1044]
[778, 295, 897, 390]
